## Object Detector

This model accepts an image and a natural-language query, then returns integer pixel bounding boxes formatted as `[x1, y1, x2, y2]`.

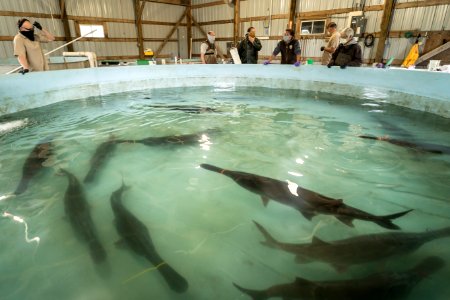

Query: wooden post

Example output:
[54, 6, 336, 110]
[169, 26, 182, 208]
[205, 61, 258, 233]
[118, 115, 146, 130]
[59, 0, 74, 52]
[135, 0, 146, 59]
[233, 0, 240, 46]
[375, 0, 396, 63]
[288, 0, 297, 30]
[187, 0, 192, 59]
[154, 8, 187, 57]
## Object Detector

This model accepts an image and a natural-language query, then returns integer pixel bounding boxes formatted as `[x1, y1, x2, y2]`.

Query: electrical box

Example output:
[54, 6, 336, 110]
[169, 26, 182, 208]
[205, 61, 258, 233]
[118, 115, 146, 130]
[351, 16, 367, 37]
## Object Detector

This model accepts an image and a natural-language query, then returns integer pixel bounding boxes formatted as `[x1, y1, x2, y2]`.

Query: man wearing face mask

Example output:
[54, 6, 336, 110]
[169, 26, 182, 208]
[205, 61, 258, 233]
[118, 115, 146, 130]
[237, 27, 262, 64]
[327, 27, 362, 69]
[201, 31, 217, 64]
[321, 22, 340, 65]
[13, 18, 55, 74]
[264, 29, 301, 66]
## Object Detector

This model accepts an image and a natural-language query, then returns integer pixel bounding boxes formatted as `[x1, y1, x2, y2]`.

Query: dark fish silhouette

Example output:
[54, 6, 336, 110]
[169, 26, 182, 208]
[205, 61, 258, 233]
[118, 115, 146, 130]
[145, 104, 218, 114]
[254, 221, 450, 272]
[234, 256, 445, 300]
[110, 181, 188, 293]
[84, 140, 117, 183]
[117, 129, 219, 147]
[14, 138, 53, 195]
[200, 164, 412, 230]
[359, 135, 450, 154]
[133, 133, 204, 146]
[61, 168, 106, 264]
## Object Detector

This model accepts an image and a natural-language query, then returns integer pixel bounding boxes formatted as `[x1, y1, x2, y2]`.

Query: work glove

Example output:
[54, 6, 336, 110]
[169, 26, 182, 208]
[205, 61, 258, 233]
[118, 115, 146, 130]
[340, 64, 347, 69]
[320, 46, 325, 51]
[19, 68, 29, 75]
[263, 60, 270, 65]
[294, 61, 301, 67]
[33, 21, 42, 30]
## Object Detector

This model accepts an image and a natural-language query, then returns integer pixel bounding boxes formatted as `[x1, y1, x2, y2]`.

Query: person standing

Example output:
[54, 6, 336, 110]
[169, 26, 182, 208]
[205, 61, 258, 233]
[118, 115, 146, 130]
[321, 22, 340, 65]
[237, 27, 262, 64]
[264, 29, 301, 66]
[13, 18, 55, 74]
[327, 27, 362, 68]
[201, 31, 218, 64]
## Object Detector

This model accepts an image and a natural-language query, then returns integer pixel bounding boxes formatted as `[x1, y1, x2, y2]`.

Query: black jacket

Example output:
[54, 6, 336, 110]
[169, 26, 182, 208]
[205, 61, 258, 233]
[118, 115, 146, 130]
[237, 35, 262, 64]
[329, 41, 362, 67]
[273, 39, 301, 64]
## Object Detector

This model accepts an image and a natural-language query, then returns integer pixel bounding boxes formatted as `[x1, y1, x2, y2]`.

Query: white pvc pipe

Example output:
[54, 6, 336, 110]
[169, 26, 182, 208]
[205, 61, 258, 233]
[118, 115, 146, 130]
[63, 52, 98, 68]
[6, 29, 97, 74]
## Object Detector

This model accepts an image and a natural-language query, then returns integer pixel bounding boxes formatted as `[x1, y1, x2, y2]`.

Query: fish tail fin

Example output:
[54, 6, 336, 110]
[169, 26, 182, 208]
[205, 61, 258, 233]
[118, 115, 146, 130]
[14, 179, 29, 195]
[200, 163, 225, 174]
[89, 239, 106, 264]
[253, 220, 279, 248]
[233, 283, 266, 300]
[83, 170, 95, 183]
[375, 209, 413, 230]
[157, 262, 189, 293]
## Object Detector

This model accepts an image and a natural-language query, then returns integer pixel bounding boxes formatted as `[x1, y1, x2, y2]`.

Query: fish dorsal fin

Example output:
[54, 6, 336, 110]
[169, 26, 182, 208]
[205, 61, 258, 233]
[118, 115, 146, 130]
[261, 196, 270, 207]
[336, 216, 355, 227]
[294, 277, 312, 286]
[312, 236, 330, 246]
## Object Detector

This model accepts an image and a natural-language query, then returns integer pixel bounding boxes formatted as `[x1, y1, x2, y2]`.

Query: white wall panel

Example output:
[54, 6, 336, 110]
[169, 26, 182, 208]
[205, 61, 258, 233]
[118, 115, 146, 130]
[241, 0, 274, 18]
[391, 5, 450, 31]
[143, 25, 177, 39]
[142, 3, 186, 23]
[0, 0, 60, 14]
[192, 4, 234, 22]
[66, 0, 134, 20]
[108, 23, 137, 39]
[329, 13, 350, 30]
[364, 10, 383, 33]
[366, 0, 384, 6]
[144, 41, 178, 57]
[193, 24, 233, 39]
[298, 0, 354, 12]
[73, 41, 138, 57]
[0, 41, 14, 58]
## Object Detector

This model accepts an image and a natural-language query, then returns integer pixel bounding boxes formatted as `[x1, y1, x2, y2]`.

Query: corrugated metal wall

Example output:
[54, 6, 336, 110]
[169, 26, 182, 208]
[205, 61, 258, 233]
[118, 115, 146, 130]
[0, 0, 187, 60]
[1, 0, 449, 63]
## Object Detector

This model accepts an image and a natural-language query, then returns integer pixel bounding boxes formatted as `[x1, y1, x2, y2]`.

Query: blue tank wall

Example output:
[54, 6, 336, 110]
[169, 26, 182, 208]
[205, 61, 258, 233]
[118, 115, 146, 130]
[0, 65, 449, 117]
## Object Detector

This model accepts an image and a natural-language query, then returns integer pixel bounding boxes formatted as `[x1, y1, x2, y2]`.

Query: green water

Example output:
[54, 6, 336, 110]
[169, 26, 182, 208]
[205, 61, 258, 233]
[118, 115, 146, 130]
[0, 87, 449, 300]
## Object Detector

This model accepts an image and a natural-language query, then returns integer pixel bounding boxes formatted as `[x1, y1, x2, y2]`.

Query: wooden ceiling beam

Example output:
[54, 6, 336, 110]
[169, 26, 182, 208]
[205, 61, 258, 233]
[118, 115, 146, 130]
[142, 0, 189, 6]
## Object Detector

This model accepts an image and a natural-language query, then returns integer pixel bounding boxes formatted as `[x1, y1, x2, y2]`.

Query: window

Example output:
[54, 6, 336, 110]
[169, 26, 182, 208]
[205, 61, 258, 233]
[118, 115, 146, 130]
[300, 20, 326, 35]
[79, 24, 105, 38]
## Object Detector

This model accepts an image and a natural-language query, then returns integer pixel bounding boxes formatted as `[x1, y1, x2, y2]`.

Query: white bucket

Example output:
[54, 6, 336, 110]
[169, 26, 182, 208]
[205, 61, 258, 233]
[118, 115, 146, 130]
[427, 60, 440, 71]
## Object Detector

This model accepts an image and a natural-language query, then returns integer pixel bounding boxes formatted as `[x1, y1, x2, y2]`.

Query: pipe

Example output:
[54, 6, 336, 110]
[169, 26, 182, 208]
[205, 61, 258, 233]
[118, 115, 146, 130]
[6, 29, 97, 74]
[63, 52, 98, 68]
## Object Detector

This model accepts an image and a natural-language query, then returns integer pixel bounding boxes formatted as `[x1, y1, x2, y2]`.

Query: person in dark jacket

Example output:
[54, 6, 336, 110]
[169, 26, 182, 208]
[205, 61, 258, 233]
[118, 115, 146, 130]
[327, 27, 362, 68]
[237, 27, 262, 64]
[264, 29, 301, 66]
